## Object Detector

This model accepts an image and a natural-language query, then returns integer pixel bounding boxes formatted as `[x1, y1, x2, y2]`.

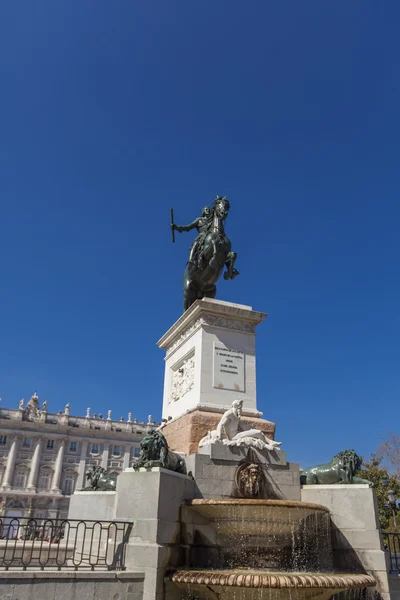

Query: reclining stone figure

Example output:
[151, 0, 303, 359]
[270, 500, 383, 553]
[199, 400, 282, 452]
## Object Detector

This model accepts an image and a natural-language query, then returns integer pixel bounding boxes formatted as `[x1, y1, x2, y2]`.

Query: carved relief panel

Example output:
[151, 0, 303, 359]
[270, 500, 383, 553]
[170, 353, 195, 403]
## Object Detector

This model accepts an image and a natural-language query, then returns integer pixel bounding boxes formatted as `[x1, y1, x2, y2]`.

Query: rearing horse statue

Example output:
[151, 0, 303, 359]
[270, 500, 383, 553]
[172, 196, 239, 311]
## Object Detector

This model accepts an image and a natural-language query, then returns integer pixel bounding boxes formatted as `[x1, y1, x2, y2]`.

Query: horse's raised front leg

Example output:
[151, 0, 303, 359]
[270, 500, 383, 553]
[224, 251, 240, 280]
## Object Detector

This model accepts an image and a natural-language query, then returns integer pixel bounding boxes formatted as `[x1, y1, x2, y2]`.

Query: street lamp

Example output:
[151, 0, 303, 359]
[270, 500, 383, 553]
[387, 490, 397, 528]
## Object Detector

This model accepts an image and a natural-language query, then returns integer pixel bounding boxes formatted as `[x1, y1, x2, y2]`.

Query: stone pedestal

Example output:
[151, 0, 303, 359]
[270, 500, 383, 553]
[68, 491, 117, 521]
[187, 443, 301, 501]
[157, 298, 267, 422]
[115, 468, 195, 600]
[157, 298, 277, 455]
[301, 484, 390, 600]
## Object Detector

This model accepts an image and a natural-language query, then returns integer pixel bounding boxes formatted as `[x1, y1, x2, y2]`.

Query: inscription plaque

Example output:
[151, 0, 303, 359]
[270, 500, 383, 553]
[213, 342, 245, 392]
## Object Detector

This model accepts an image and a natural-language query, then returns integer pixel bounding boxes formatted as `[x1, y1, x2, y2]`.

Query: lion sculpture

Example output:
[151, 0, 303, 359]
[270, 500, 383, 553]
[133, 430, 186, 474]
[84, 466, 116, 491]
[300, 449, 373, 487]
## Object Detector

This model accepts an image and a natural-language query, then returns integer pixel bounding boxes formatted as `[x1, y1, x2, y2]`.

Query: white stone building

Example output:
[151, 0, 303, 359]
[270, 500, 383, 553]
[0, 393, 154, 521]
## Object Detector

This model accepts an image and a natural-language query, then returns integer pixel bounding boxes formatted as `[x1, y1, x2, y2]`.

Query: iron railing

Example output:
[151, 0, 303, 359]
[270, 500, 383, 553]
[383, 532, 400, 573]
[0, 518, 132, 571]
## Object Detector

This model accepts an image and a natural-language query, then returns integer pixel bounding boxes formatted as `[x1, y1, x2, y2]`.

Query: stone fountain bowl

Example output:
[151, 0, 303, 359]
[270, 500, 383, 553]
[181, 499, 335, 572]
[169, 569, 376, 600]
[184, 498, 330, 537]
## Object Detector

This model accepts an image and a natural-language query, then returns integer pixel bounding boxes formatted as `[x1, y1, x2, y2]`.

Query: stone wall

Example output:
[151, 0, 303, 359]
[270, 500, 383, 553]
[301, 484, 390, 600]
[0, 571, 144, 600]
[186, 442, 300, 500]
[161, 409, 276, 456]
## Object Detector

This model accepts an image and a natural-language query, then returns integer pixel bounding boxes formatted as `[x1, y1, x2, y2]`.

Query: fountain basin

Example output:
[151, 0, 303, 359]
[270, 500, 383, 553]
[182, 499, 333, 571]
[170, 569, 375, 588]
[185, 499, 329, 535]
[169, 569, 376, 600]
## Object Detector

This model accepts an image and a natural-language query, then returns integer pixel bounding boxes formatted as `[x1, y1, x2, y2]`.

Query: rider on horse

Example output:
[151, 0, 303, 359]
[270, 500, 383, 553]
[173, 206, 212, 269]
[172, 196, 239, 311]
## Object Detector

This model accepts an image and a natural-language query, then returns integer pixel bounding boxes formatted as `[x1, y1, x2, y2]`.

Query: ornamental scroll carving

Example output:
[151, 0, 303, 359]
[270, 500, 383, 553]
[166, 316, 255, 357]
[201, 314, 255, 333]
[170, 356, 195, 403]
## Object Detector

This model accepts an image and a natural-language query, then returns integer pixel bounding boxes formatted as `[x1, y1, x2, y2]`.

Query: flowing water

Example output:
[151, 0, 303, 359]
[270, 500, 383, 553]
[168, 499, 375, 600]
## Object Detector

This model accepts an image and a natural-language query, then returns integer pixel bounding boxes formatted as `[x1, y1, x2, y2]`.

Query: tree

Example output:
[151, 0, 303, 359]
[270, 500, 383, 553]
[356, 453, 400, 531]
[378, 433, 400, 478]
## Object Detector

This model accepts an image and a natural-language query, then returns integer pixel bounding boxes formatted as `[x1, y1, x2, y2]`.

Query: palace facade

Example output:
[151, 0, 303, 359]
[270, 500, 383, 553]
[0, 393, 154, 521]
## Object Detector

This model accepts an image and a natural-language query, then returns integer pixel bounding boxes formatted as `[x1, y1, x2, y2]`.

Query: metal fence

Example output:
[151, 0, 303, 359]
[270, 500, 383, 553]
[383, 532, 400, 573]
[0, 518, 132, 571]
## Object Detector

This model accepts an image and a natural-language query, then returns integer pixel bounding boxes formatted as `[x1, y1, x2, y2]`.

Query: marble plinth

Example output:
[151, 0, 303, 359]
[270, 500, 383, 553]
[157, 298, 267, 421]
[186, 443, 301, 501]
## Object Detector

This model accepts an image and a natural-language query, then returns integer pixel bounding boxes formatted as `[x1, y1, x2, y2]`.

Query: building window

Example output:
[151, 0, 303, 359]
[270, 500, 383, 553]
[91, 443, 99, 455]
[62, 474, 75, 495]
[0, 436, 7, 446]
[47, 440, 54, 450]
[133, 447, 141, 457]
[39, 471, 51, 490]
[22, 438, 31, 449]
[69, 441, 77, 453]
[113, 446, 121, 457]
[14, 470, 27, 488]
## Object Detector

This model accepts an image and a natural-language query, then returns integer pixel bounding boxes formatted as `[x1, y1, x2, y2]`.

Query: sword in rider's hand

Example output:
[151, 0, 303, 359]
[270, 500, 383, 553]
[170, 208, 175, 243]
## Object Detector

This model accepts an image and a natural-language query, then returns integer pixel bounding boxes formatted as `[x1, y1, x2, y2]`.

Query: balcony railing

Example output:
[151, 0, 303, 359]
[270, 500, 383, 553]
[383, 532, 400, 573]
[0, 518, 131, 571]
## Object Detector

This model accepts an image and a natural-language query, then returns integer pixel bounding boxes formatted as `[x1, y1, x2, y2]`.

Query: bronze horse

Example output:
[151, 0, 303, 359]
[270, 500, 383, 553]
[172, 196, 239, 311]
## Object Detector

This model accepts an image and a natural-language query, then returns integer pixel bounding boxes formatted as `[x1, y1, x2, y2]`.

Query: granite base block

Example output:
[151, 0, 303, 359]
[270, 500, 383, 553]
[186, 449, 301, 501]
[301, 484, 389, 598]
[68, 491, 116, 521]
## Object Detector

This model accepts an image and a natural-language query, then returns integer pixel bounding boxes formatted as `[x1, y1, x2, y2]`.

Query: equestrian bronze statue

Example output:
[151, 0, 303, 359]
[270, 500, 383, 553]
[171, 196, 239, 311]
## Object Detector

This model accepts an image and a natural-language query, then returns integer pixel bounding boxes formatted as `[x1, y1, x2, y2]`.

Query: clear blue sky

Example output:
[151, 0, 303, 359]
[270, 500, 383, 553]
[1, 2, 399, 469]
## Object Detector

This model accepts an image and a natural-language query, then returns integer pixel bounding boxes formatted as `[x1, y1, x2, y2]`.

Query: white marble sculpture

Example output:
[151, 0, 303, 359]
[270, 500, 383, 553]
[25, 393, 40, 420]
[199, 399, 282, 451]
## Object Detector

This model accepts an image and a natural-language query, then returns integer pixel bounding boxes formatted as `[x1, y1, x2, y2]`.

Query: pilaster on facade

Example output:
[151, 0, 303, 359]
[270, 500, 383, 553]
[101, 444, 110, 469]
[26, 437, 42, 490]
[76, 441, 89, 491]
[51, 439, 65, 492]
[2, 435, 18, 490]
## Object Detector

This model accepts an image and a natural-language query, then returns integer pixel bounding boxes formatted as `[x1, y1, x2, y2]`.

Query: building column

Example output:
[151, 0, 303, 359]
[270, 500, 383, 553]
[51, 439, 65, 492]
[26, 437, 42, 490]
[2, 436, 18, 489]
[101, 444, 110, 469]
[76, 441, 88, 490]
[123, 447, 130, 470]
